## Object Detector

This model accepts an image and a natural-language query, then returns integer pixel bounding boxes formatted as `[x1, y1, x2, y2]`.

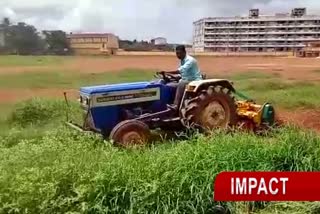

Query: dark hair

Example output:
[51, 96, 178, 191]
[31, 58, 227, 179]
[175, 45, 186, 52]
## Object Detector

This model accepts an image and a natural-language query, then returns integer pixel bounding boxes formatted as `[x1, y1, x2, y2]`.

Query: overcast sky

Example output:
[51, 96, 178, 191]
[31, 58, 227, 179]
[1, 0, 320, 43]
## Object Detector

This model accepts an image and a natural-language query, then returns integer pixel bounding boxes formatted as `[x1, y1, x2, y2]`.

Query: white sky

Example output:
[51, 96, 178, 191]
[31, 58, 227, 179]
[1, 0, 320, 43]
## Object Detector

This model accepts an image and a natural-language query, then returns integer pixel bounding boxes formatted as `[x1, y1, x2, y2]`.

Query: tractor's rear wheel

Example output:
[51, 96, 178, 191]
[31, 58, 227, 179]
[110, 120, 150, 147]
[181, 85, 238, 132]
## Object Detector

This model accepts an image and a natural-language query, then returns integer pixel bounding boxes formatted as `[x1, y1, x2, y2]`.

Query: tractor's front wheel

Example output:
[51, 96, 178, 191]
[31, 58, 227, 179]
[110, 120, 150, 147]
[181, 85, 238, 132]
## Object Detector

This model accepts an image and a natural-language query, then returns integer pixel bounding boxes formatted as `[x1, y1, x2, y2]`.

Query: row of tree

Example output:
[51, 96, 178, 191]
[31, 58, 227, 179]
[0, 17, 176, 55]
[0, 18, 70, 55]
[119, 39, 175, 52]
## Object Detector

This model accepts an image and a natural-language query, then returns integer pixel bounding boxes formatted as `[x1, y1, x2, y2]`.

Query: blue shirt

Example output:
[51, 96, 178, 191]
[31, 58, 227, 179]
[178, 55, 202, 81]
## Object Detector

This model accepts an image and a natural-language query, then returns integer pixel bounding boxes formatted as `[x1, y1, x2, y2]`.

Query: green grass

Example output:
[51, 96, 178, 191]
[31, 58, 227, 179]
[0, 69, 155, 89]
[0, 114, 320, 213]
[0, 98, 318, 213]
[0, 55, 67, 66]
[0, 103, 13, 120]
[230, 71, 280, 81]
[0, 68, 319, 213]
[0, 98, 82, 138]
[230, 72, 320, 109]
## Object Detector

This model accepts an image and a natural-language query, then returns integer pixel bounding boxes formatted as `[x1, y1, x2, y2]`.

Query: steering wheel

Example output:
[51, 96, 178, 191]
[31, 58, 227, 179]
[155, 72, 181, 83]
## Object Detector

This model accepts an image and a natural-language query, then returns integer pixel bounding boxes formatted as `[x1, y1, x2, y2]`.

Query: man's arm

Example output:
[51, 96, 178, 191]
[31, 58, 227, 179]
[178, 58, 193, 74]
[162, 59, 194, 74]
[159, 58, 194, 75]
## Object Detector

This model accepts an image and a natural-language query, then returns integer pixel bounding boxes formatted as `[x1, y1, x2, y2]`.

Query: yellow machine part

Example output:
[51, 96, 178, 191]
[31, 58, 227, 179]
[236, 101, 264, 125]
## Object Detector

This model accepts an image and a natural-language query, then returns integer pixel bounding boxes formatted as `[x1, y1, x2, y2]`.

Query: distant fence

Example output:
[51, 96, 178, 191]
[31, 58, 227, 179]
[116, 50, 294, 57]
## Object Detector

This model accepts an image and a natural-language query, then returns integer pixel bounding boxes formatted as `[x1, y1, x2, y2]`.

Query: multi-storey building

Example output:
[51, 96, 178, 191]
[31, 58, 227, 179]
[67, 33, 119, 55]
[193, 8, 320, 52]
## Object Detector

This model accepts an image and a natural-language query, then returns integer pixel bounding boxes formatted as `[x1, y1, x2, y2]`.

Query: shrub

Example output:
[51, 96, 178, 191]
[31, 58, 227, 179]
[7, 98, 80, 128]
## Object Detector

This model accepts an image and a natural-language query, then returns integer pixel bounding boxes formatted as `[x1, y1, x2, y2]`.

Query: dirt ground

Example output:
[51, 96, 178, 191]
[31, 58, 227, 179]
[0, 55, 320, 132]
[0, 89, 79, 103]
[53, 56, 320, 81]
[1, 55, 320, 81]
[278, 109, 320, 132]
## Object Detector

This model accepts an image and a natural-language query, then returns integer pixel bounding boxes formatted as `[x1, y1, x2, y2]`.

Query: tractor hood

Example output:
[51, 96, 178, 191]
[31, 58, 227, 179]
[80, 81, 160, 95]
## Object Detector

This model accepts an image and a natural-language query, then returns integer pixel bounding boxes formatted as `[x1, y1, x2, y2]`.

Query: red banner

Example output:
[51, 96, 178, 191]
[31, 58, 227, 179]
[214, 172, 320, 201]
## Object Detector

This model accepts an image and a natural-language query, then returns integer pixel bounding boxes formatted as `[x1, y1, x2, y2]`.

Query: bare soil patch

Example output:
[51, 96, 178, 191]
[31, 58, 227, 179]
[0, 89, 78, 104]
[1, 56, 320, 81]
[68, 56, 320, 81]
[277, 109, 320, 133]
[67, 56, 320, 81]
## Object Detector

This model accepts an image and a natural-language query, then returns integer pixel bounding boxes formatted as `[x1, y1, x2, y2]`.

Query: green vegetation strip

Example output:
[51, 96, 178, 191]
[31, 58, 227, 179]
[1, 69, 320, 110]
[0, 55, 67, 66]
[0, 69, 154, 89]
[232, 76, 320, 110]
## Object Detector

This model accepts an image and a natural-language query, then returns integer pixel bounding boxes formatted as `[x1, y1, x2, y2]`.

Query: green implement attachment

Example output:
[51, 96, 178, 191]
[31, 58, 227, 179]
[234, 90, 253, 101]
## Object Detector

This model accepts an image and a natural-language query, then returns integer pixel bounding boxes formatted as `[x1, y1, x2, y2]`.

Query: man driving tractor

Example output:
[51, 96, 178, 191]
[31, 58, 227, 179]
[159, 45, 203, 113]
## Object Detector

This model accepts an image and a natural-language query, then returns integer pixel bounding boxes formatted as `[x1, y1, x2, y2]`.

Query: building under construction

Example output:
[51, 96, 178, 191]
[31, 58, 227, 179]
[193, 8, 320, 52]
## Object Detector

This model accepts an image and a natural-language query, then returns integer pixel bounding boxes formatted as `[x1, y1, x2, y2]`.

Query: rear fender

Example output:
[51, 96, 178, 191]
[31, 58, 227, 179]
[185, 79, 235, 93]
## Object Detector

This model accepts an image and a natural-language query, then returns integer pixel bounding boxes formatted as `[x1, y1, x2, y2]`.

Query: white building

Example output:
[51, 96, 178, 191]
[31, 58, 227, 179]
[151, 37, 167, 45]
[193, 8, 320, 52]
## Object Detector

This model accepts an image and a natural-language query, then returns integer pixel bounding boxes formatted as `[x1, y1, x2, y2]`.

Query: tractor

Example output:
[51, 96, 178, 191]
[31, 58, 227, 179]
[64, 72, 275, 146]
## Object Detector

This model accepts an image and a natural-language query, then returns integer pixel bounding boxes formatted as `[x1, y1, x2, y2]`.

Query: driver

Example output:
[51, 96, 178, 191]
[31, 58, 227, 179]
[160, 45, 203, 113]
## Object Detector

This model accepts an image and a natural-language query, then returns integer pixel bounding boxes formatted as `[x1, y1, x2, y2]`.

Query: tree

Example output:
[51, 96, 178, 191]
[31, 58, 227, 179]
[2, 17, 10, 27]
[7, 22, 44, 55]
[0, 17, 12, 53]
[42, 30, 70, 55]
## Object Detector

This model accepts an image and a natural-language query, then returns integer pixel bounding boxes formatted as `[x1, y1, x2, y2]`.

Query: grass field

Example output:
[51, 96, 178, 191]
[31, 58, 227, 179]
[0, 55, 320, 213]
[0, 69, 154, 89]
[0, 55, 67, 67]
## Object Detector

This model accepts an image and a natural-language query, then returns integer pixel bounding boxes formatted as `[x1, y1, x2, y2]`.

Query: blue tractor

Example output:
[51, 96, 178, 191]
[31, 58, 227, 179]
[64, 72, 275, 146]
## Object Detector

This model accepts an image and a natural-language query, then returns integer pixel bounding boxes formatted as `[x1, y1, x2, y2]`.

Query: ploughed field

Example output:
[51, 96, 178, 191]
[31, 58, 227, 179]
[0, 55, 320, 213]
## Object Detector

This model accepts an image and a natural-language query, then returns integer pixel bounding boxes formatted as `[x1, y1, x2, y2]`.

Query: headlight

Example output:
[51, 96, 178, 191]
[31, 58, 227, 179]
[79, 96, 90, 106]
[85, 98, 89, 105]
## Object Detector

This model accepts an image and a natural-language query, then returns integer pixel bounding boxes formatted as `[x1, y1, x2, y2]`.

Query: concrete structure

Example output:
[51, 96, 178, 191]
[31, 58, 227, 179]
[151, 37, 167, 45]
[0, 28, 5, 48]
[68, 33, 119, 55]
[296, 41, 320, 57]
[193, 8, 320, 52]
